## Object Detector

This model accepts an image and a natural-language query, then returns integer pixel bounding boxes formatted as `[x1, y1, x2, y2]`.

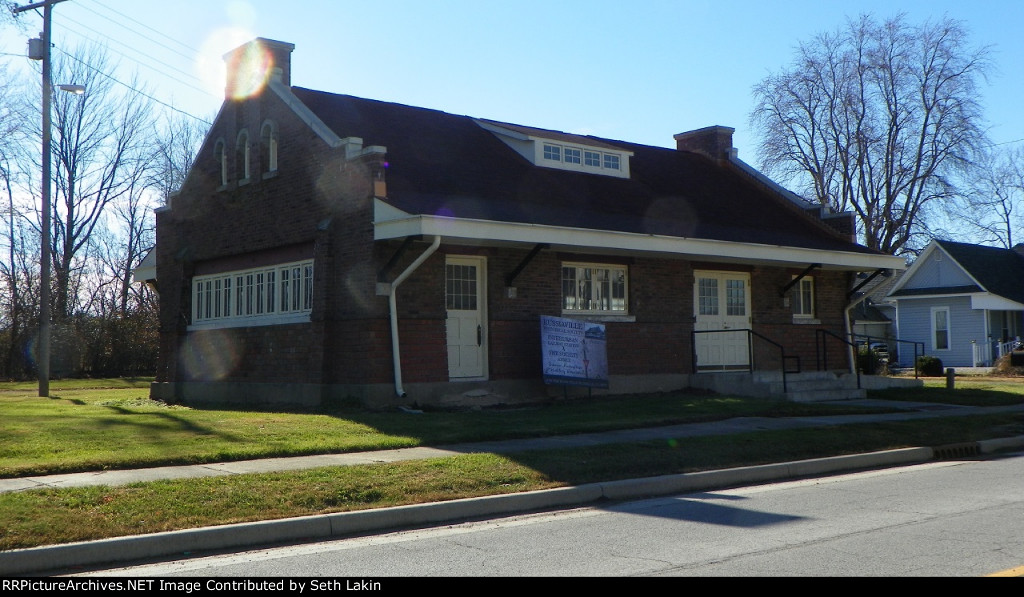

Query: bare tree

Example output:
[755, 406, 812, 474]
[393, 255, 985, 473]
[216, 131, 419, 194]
[751, 13, 990, 256]
[952, 146, 1024, 248]
[148, 111, 207, 203]
[41, 43, 155, 321]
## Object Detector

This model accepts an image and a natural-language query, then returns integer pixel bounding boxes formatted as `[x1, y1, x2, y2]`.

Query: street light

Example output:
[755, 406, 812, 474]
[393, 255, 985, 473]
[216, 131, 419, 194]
[13, 0, 73, 397]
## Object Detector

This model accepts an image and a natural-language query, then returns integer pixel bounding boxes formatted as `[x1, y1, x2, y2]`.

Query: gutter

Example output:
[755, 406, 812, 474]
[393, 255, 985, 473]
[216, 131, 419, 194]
[387, 235, 441, 397]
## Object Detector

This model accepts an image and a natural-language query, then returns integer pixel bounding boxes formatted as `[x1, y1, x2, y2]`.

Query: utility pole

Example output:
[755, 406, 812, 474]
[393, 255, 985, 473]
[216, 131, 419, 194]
[12, 0, 72, 397]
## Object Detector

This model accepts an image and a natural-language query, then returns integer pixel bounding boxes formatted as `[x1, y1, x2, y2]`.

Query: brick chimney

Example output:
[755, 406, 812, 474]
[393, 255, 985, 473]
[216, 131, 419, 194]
[223, 38, 295, 99]
[674, 125, 736, 161]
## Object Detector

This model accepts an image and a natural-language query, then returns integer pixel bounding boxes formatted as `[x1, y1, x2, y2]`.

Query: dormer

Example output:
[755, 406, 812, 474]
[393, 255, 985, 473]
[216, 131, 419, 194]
[476, 119, 632, 179]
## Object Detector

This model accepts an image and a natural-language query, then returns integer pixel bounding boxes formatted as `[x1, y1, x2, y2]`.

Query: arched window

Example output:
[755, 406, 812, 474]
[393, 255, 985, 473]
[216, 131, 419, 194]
[214, 139, 227, 187]
[261, 120, 278, 175]
[236, 130, 251, 183]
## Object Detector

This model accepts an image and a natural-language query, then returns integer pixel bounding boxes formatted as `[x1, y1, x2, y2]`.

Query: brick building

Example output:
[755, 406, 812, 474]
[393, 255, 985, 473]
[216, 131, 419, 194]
[144, 38, 904, 408]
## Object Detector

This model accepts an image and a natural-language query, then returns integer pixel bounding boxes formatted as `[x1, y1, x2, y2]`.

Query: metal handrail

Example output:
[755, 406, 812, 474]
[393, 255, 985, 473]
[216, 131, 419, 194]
[815, 329, 861, 389]
[850, 334, 924, 379]
[692, 328, 799, 393]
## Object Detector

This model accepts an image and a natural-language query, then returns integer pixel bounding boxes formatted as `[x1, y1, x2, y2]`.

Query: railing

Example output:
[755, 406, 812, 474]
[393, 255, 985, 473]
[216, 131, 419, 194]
[815, 329, 861, 390]
[691, 328, 800, 393]
[851, 334, 924, 379]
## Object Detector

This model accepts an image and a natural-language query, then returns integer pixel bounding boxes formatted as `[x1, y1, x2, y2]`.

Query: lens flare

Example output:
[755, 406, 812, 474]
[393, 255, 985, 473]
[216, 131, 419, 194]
[180, 330, 241, 381]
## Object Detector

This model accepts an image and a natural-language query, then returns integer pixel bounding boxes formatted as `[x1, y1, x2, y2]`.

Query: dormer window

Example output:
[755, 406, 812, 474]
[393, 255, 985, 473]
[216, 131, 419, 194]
[478, 119, 632, 179]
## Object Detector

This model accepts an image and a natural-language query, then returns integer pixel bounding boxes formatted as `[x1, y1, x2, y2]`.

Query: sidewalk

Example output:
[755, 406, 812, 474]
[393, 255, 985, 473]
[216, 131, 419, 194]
[2, 399, 1024, 575]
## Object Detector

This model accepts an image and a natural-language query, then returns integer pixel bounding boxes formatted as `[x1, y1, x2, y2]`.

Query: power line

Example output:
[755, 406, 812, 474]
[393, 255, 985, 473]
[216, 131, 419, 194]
[53, 45, 212, 125]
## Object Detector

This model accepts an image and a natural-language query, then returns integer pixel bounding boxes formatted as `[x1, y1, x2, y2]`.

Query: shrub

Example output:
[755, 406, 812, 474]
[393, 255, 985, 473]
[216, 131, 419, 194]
[857, 346, 881, 374]
[916, 355, 944, 377]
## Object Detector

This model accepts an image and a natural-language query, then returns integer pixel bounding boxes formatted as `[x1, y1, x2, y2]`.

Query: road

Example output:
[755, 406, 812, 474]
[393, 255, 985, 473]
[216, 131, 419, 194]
[73, 452, 1024, 577]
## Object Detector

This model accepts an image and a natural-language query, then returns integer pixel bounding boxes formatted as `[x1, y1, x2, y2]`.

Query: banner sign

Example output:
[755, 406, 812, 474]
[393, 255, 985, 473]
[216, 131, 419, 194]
[540, 315, 609, 388]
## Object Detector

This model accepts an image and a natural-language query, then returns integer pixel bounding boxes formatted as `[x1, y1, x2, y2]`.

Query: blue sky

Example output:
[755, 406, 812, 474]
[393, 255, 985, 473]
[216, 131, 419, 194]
[3, 0, 1022, 164]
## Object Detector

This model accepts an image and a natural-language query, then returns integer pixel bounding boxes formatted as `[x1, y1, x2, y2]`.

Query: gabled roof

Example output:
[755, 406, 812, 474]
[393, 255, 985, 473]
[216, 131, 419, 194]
[288, 88, 901, 271]
[889, 240, 1024, 305]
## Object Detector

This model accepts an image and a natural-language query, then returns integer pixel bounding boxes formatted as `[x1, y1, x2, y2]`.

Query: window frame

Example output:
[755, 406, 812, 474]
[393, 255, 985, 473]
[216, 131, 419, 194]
[214, 138, 228, 188]
[236, 129, 251, 184]
[561, 262, 629, 316]
[191, 259, 313, 329]
[931, 306, 951, 351]
[260, 120, 278, 176]
[790, 276, 815, 318]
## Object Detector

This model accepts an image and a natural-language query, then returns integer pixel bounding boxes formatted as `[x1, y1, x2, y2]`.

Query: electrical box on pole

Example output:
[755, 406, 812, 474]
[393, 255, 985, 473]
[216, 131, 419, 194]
[28, 37, 44, 60]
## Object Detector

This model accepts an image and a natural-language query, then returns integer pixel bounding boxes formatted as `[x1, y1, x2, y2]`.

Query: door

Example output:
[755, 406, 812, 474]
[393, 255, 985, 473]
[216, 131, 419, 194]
[694, 271, 751, 370]
[446, 256, 487, 379]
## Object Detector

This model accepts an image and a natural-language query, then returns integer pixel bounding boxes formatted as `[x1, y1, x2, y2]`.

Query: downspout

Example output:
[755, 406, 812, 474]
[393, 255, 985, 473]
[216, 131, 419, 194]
[388, 235, 441, 397]
[844, 292, 871, 376]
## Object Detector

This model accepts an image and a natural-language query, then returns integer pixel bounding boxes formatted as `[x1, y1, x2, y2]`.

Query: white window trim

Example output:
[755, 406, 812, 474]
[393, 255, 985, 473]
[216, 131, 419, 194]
[236, 129, 251, 184]
[791, 276, 815, 319]
[190, 259, 313, 330]
[561, 262, 629, 316]
[931, 306, 951, 351]
[214, 138, 228, 188]
[539, 142, 630, 177]
[261, 120, 279, 176]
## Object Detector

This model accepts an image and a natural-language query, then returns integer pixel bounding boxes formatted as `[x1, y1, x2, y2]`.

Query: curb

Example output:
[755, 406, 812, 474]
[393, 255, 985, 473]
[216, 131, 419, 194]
[0, 446, 942, 576]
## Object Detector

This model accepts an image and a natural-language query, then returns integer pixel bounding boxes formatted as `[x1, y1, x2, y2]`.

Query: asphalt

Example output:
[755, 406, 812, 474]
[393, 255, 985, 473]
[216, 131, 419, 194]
[2, 399, 1024, 576]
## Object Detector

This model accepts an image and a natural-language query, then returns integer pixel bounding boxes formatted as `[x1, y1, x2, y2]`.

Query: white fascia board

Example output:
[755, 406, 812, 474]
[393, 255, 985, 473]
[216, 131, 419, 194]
[268, 79, 344, 148]
[887, 240, 945, 295]
[971, 293, 1024, 311]
[373, 202, 903, 271]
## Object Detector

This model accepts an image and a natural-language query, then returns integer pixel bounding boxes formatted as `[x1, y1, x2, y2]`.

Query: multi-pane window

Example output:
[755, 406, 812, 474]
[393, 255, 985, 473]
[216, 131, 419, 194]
[726, 279, 746, 316]
[236, 130, 250, 182]
[541, 143, 624, 173]
[562, 264, 627, 313]
[791, 277, 814, 317]
[698, 277, 719, 316]
[446, 263, 478, 310]
[193, 260, 313, 326]
[932, 307, 950, 350]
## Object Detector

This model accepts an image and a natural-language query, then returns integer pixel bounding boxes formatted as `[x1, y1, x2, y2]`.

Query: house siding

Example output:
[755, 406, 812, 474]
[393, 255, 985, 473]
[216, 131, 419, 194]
[903, 251, 973, 289]
[896, 296, 981, 367]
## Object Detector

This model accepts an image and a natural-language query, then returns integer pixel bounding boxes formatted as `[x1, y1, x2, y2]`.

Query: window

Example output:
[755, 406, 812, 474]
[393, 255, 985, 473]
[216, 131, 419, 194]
[543, 144, 561, 161]
[236, 130, 250, 183]
[261, 121, 278, 174]
[214, 139, 228, 187]
[541, 142, 625, 174]
[603, 153, 620, 170]
[790, 277, 814, 318]
[584, 150, 601, 167]
[192, 260, 313, 327]
[562, 263, 627, 314]
[564, 147, 581, 164]
[932, 307, 950, 350]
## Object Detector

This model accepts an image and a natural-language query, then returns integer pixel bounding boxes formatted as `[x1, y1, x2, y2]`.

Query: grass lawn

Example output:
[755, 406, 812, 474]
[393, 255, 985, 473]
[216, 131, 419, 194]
[0, 376, 1022, 551]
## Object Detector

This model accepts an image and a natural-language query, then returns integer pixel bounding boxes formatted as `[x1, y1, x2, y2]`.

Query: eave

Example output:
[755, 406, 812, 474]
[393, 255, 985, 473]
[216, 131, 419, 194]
[374, 199, 904, 272]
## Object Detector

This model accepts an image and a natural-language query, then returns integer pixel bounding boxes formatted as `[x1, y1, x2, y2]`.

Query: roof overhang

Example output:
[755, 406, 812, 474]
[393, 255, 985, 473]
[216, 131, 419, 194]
[132, 249, 157, 284]
[374, 200, 904, 272]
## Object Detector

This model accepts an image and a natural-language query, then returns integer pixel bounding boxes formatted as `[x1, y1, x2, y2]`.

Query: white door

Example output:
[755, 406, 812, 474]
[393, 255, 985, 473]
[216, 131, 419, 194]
[694, 271, 751, 370]
[446, 257, 487, 379]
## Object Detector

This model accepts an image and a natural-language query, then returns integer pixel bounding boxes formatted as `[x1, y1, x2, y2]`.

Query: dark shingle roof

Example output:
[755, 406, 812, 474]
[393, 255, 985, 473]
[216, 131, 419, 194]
[936, 240, 1024, 304]
[292, 88, 879, 256]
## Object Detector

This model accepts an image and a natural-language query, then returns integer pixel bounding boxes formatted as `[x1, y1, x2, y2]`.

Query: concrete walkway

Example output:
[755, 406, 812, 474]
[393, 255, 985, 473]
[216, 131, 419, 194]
[2, 399, 1023, 575]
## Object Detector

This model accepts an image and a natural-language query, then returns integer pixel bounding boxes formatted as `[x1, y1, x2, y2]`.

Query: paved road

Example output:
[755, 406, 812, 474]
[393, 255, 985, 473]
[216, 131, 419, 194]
[2, 400, 1024, 575]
